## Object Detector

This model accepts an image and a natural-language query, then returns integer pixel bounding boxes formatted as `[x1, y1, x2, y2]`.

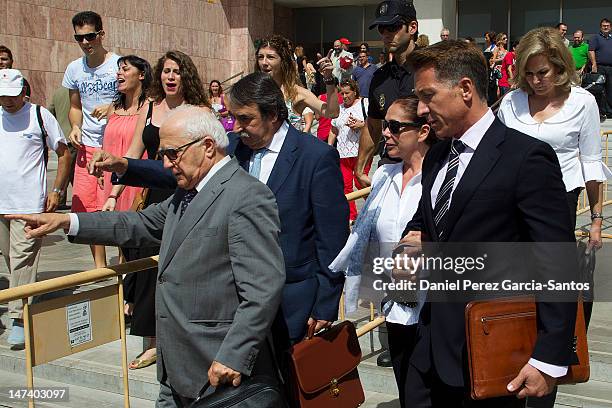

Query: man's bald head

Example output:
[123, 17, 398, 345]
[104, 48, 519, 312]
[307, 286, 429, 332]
[159, 106, 229, 189]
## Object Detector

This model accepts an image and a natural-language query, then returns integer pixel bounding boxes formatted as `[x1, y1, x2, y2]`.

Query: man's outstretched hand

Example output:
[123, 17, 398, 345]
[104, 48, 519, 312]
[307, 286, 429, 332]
[3, 213, 71, 239]
[87, 150, 129, 178]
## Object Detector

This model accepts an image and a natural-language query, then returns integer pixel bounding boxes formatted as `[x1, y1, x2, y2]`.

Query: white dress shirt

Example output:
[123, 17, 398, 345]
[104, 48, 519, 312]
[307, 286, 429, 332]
[431, 109, 567, 378]
[497, 87, 612, 192]
[248, 122, 289, 184]
[68, 155, 232, 235]
[374, 162, 425, 325]
[430, 109, 495, 207]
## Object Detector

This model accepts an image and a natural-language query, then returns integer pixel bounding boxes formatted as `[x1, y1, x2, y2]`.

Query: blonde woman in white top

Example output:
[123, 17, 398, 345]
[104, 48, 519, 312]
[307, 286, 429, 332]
[498, 31, 611, 408]
[498, 27, 611, 252]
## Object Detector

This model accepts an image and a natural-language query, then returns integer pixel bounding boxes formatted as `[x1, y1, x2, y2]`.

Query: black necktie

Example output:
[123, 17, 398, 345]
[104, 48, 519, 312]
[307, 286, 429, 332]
[180, 189, 197, 218]
[432, 139, 467, 239]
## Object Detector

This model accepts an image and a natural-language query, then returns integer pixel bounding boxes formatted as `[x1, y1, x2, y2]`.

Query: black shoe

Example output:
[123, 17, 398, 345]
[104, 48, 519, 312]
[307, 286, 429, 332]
[376, 349, 393, 367]
[601, 114, 607, 123]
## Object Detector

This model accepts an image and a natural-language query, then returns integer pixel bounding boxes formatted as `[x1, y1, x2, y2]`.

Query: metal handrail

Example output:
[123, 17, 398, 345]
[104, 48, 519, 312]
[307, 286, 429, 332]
[220, 71, 244, 85]
[0, 257, 158, 304]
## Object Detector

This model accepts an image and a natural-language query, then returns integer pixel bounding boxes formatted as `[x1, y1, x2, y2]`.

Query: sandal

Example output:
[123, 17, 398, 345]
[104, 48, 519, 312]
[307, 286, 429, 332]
[128, 351, 157, 370]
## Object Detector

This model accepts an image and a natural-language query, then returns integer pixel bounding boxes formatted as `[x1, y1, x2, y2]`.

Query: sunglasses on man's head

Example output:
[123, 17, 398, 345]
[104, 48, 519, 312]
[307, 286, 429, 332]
[74, 31, 102, 43]
[157, 138, 202, 161]
[378, 22, 404, 35]
[383, 119, 423, 134]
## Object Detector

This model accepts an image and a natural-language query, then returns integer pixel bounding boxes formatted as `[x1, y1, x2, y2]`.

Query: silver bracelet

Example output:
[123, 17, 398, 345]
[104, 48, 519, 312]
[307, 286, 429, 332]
[591, 212, 603, 220]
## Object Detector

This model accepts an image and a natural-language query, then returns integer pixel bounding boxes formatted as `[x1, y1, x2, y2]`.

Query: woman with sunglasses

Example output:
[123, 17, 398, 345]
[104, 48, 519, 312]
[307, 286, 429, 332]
[255, 34, 339, 131]
[96, 50, 210, 371]
[330, 96, 436, 408]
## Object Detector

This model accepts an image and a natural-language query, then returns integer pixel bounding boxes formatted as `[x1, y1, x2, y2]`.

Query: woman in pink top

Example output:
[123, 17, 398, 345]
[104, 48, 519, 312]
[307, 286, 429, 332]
[100, 56, 152, 212]
[498, 40, 518, 98]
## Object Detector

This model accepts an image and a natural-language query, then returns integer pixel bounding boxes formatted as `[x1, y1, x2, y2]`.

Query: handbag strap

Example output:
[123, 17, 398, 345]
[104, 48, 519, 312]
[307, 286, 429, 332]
[360, 97, 367, 120]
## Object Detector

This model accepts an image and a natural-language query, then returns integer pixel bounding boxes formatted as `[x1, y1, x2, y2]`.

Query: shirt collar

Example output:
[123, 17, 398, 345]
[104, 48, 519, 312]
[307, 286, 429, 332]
[195, 155, 232, 192]
[266, 121, 289, 153]
[391, 167, 422, 191]
[601, 31, 611, 39]
[457, 108, 495, 151]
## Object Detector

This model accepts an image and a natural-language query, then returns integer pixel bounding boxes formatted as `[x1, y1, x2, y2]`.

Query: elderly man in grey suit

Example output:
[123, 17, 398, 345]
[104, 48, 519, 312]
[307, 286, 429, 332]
[6, 106, 286, 407]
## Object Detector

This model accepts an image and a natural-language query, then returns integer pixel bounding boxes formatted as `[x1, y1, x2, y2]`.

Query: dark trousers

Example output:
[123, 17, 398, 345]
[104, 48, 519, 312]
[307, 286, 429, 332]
[405, 363, 526, 408]
[598, 65, 612, 115]
[387, 322, 418, 408]
[156, 377, 194, 408]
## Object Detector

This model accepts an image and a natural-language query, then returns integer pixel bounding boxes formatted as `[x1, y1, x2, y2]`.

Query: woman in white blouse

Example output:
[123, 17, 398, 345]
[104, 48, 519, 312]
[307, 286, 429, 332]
[329, 79, 371, 222]
[497, 28, 611, 408]
[330, 96, 436, 408]
[498, 27, 611, 250]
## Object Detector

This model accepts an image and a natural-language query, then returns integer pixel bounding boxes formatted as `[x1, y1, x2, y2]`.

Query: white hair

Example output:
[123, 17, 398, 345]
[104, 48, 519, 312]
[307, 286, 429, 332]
[164, 104, 229, 149]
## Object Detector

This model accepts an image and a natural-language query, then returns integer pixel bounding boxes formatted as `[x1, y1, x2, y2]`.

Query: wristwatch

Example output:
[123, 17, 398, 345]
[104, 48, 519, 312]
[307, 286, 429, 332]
[52, 188, 65, 197]
[591, 212, 603, 220]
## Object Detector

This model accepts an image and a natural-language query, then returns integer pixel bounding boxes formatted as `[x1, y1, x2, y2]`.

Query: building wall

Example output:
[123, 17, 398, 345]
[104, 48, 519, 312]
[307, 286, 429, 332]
[0, 0, 275, 106]
[274, 4, 294, 42]
[415, 0, 457, 43]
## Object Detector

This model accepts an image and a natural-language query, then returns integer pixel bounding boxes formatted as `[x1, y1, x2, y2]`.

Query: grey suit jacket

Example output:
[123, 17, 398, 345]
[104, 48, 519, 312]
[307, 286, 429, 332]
[70, 158, 285, 398]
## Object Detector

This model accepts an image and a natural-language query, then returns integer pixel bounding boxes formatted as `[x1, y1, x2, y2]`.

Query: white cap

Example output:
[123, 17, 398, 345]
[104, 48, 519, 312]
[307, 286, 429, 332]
[0, 69, 24, 97]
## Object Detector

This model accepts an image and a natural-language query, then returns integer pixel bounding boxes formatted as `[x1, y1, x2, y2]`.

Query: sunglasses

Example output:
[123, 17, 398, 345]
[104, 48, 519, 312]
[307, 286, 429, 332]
[74, 31, 102, 43]
[383, 119, 423, 134]
[378, 22, 404, 34]
[157, 138, 202, 161]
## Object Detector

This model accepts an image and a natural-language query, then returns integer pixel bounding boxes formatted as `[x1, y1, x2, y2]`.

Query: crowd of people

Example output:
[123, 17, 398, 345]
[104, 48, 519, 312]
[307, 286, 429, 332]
[0, 1, 611, 407]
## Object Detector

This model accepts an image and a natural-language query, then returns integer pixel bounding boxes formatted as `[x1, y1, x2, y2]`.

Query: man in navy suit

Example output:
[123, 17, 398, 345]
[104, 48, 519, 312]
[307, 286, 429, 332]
[399, 41, 578, 407]
[226, 73, 349, 343]
[89, 73, 349, 345]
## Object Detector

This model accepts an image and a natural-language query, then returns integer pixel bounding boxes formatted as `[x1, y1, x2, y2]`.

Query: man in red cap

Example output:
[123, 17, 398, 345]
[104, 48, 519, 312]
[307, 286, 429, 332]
[339, 37, 351, 50]
[331, 38, 354, 83]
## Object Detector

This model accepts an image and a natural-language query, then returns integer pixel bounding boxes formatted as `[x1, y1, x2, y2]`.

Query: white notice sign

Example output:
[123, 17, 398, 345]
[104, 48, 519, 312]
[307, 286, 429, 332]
[66, 300, 92, 347]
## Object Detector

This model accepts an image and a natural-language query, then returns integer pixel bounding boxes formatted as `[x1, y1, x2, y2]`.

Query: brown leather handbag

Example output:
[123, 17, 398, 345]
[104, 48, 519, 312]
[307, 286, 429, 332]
[129, 188, 149, 212]
[288, 320, 364, 407]
[465, 296, 589, 400]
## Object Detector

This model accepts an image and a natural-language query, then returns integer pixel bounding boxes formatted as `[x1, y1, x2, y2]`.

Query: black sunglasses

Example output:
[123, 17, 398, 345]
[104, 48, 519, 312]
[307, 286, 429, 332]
[383, 119, 423, 134]
[378, 22, 404, 35]
[74, 31, 102, 43]
[157, 138, 202, 161]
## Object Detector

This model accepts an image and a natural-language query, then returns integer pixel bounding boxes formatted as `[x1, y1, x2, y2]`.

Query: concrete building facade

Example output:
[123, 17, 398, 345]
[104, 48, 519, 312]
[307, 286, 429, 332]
[0, 0, 287, 106]
[2, 0, 611, 105]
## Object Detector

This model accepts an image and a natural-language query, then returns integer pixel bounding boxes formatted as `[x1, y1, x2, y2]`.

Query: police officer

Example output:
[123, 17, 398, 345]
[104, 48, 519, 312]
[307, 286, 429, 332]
[355, 0, 419, 187]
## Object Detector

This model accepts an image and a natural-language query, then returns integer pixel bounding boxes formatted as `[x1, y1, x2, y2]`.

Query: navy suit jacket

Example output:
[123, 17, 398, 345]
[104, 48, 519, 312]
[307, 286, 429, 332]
[115, 127, 349, 341]
[403, 118, 578, 387]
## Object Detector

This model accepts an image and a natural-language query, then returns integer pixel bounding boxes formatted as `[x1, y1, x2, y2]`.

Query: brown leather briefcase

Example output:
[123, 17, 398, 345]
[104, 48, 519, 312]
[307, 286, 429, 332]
[465, 296, 589, 400]
[288, 320, 365, 407]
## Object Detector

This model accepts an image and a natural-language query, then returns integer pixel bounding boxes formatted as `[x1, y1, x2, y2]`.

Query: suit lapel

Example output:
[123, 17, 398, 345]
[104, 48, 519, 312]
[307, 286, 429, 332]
[233, 127, 298, 194]
[159, 159, 239, 273]
[266, 127, 298, 195]
[441, 120, 504, 239]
